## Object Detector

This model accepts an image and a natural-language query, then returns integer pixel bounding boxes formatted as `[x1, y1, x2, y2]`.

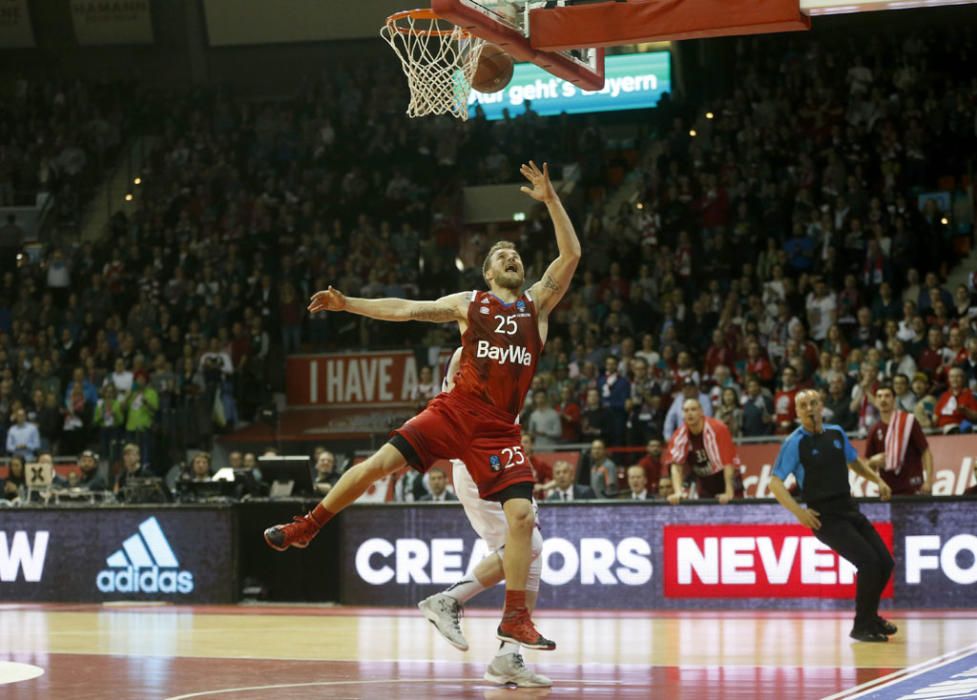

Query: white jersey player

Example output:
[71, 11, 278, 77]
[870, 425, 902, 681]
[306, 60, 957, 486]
[417, 347, 549, 688]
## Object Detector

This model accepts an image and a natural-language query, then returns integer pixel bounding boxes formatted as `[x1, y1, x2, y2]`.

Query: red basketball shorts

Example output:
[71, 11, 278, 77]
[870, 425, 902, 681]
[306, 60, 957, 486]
[392, 390, 533, 499]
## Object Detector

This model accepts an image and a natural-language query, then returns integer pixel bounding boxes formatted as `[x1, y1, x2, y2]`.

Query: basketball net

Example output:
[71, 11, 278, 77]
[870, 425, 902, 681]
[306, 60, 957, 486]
[381, 10, 486, 121]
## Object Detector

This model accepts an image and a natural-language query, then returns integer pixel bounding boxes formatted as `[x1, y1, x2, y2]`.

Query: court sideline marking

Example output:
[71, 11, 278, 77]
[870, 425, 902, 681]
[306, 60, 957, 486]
[164, 678, 625, 700]
[822, 642, 977, 700]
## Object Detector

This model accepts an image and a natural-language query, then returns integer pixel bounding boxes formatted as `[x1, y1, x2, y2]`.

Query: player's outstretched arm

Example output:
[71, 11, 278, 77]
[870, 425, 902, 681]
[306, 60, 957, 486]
[308, 287, 468, 324]
[521, 161, 581, 315]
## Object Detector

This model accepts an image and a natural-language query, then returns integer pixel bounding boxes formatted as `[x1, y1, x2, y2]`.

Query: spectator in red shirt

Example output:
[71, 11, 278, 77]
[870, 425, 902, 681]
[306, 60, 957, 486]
[554, 384, 581, 443]
[934, 367, 977, 434]
[740, 339, 774, 387]
[945, 327, 968, 366]
[636, 438, 665, 496]
[774, 366, 800, 434]
[917, 327, 946, 378]
[789, 323, 821, 373]
[521, 433, 554, 496]
[865, 384, 933, 495]
[704, 328, 734, 378]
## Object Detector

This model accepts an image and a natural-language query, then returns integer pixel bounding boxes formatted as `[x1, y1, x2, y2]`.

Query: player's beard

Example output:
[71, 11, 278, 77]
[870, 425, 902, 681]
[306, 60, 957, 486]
[495, 270, 523, 290]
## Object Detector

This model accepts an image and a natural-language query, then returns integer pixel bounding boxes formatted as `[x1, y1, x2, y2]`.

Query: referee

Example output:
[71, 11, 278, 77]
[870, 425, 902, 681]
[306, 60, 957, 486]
[770, 389, 897, 643]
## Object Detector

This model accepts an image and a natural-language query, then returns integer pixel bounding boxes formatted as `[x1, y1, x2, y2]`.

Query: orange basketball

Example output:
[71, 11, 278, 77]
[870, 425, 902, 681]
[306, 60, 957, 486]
[472, 44, 515, 94]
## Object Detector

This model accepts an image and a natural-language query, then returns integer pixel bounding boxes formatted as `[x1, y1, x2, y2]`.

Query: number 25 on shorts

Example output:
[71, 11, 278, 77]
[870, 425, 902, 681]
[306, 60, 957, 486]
[489, 446, 526, 472]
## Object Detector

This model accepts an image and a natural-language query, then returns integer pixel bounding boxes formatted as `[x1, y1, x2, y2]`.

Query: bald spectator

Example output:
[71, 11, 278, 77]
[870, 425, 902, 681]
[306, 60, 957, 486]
[664, 379, 713, 439]
[665, 398, 743, 505]
[546, 460, 595, 502]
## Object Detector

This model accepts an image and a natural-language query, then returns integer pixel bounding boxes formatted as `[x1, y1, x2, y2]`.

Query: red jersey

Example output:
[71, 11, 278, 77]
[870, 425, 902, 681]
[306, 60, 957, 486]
[774, 387, 799, 433]
[865, 413, 929, 495]
[453, 290, 543, 420]
[528, 455, 553, 485]
[637, 454, 665, 493]
[935, 388, 977, 429]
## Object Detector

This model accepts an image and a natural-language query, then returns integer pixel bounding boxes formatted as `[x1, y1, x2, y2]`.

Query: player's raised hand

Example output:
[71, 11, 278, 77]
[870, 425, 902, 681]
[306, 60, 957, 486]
[520, 160, 557, 203]
[308, 286, 347, 313]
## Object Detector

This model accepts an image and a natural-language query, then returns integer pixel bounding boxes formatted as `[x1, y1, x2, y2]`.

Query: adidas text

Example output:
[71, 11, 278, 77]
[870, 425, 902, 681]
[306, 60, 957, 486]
[97, 568, 194, 594]
[96, 517, 195, 595]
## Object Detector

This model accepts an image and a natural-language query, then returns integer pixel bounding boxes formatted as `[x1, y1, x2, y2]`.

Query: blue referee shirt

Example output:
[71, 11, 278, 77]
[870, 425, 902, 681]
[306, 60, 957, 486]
[772, 423, 858, 503]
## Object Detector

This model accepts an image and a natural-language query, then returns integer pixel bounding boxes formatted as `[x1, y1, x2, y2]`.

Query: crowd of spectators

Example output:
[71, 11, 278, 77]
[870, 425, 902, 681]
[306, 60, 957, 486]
[0, 79, 138, 236]
[0, 57, 616, 478]
[517, 28, 977, 450]
[1, 24, 976, 506]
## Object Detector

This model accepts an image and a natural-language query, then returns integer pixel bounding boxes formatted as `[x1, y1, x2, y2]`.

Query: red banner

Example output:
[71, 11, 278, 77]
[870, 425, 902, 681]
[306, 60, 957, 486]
[663, 523, 895, 599]
[286, 350, 452, 407]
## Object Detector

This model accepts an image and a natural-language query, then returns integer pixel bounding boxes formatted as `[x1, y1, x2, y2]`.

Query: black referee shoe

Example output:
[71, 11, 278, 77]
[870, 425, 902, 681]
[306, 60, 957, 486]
[875, 616, 898, 636]
[850, 628, 888, 643]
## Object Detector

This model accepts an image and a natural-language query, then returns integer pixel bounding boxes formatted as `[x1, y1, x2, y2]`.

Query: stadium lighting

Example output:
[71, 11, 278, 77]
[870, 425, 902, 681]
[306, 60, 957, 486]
[941, 217, 949, 225]
[124, 193, 134, 202]
[689, 129, 697, 137]
[636, 202, 644, 210]
[134, 177, 142, 185]
[706, 112, 714, 119]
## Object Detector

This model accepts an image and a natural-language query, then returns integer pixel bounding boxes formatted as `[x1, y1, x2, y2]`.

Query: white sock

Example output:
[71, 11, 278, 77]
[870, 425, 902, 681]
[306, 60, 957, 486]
[441, 577, 486, 605]
[496, 641, 520, 658]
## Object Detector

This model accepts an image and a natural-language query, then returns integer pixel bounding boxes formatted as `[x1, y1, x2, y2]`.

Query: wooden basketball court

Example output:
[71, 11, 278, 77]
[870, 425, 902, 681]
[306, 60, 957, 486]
[2, 603, 976, 699]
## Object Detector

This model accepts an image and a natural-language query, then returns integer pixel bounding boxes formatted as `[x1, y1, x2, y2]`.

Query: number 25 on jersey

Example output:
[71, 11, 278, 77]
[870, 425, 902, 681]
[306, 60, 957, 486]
[494, 315, 518, 335]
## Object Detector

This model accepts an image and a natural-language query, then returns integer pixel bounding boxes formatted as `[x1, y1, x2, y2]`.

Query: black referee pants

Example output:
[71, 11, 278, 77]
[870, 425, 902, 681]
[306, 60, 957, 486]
[813, 505, 894, 629]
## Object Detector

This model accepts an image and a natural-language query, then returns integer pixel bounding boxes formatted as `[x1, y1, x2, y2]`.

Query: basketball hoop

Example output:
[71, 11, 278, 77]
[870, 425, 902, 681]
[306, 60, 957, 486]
[381, 8, 486, 120]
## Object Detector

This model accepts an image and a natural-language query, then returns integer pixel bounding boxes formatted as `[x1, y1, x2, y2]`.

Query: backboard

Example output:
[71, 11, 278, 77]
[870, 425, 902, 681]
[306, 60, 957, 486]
[430, 0, 605, 90]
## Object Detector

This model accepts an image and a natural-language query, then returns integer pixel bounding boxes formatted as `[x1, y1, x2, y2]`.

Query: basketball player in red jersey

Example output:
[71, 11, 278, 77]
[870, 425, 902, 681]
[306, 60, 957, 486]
[264, 161, 579, 650]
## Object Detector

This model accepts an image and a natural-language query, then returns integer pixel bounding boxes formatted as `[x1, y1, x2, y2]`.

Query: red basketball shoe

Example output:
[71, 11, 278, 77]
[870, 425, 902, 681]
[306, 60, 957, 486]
[263, 515, 319, 551]
[497, 610, 556, 651]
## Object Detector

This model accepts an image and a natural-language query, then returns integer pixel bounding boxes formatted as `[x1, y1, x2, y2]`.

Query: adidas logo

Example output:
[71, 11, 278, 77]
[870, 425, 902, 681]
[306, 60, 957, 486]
[96, 517, 194, 595]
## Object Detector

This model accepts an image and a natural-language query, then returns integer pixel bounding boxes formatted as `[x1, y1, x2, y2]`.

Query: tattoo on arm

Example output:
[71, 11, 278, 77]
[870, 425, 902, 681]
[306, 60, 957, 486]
[542, 274, 561, 292]
[409, 304, 457, 323]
